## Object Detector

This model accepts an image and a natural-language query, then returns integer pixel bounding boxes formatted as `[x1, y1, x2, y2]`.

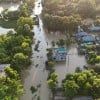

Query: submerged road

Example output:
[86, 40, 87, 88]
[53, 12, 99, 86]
[20, 0, 87, 99]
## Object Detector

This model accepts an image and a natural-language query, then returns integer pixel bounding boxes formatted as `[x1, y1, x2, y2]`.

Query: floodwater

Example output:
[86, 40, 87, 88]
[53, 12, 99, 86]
[54, 44, 87, 86]
[0, 27, 14, 35]
[0, 3, 20, 14]
[0, 2, 21, 35]
[20, 0, 50, 100]
[20, 0, 87, 99]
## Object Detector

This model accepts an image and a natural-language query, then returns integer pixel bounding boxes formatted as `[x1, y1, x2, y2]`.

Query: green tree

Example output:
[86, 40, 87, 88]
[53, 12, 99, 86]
[12, 53, 28, 71]
[0, 67, 23, 100]
[47, 72, 58, 99]
[48, 61, 55, 67]
[17, 17, 34, 36]
[77, 0, 96, 18]
[63, 80, 79, 99]
[63, 70, 100, 99]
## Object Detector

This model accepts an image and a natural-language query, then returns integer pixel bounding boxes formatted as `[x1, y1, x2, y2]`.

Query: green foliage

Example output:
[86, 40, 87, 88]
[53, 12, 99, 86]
[19, 0, 35, 17]
[43, 14, 81, 34]
[51, 41, 55, 47]
[91, 65, 100, 74]
[63, 80, 79, 99]
[0, 19, 17, 28]
[66, 38, 72, 46]
[47, 72, 58, 93]
[77, 0, 96, 18]
[12, 53, 28, 71]
[48, 61, 55, 67]
[17, 17, 34, 36]
[47, 49, 53, 61]
[57, 39, 65, 47]
[0, 17, 33, 70]
[0, 1, 35, 99]
[75, 67, 82, 73]
[62, 70, 100, 99]
[0, 67, 23, 100]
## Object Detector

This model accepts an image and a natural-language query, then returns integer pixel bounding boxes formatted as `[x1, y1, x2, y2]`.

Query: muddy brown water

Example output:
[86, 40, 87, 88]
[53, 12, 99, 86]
[20, 0, 87, 99]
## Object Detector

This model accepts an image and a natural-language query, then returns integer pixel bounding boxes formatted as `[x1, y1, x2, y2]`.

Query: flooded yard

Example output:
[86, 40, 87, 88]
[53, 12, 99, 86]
[54, 44, 87, 86]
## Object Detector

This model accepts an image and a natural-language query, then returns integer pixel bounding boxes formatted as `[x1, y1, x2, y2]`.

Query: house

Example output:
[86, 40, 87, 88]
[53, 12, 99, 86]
[52, 48, 67, 61]
[88, 24, 100, 31]
[82, 35, 95, 43]
[0, 64, 10, 76]
[76, 32, 88, 41]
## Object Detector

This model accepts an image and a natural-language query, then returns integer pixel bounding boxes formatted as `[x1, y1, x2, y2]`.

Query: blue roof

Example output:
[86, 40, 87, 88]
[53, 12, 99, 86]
[89, 26, 100, 31]
[76, 32, 88, 41]
[76, 32, 88, 37]
[82, 35, 95, 42]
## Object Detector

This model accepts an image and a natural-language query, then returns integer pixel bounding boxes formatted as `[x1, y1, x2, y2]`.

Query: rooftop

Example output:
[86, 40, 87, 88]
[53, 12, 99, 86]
[82, 35, 95, 43]
[52, 48, 67, 62]
[56, 48, 67, 53]
[76, 32, 88, 37]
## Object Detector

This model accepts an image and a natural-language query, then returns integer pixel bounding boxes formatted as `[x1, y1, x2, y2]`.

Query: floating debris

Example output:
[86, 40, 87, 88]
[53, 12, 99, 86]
[35, 64, 39, 67]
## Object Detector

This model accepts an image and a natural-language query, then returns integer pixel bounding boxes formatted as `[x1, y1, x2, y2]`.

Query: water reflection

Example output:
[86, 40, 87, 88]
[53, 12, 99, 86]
[8, 4, 19, 11]
[21, 0, 87, 99]
[0, 27, 14, 35]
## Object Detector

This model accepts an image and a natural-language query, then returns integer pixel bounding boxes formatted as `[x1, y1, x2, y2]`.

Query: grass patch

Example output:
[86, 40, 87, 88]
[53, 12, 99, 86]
[0, 19, 17, 29]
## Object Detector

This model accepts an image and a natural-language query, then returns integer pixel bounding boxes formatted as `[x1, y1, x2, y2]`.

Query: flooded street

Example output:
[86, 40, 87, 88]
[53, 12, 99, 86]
[20, 0, 87, 99]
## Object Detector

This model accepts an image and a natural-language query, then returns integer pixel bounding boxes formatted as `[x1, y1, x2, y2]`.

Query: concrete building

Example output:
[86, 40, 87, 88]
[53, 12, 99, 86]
[52, 48, 67, 62]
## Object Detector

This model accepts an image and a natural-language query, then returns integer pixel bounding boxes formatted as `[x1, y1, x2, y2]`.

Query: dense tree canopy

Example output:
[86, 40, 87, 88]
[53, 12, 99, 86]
[62, 70, 100, 99]
[43, 14, 81, 34]
[0, 67, 23, 100]
[77, 0, 96, 18]
[43, 0, 100, 33]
